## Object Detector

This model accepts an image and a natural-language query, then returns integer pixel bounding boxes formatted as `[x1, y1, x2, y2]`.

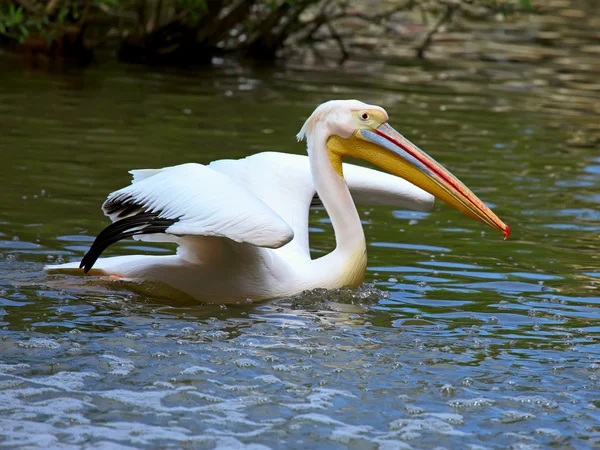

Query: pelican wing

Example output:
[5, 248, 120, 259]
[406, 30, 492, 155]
[81, 152, 434, 272]
[209, 152, 434, 255]
[210, 152, 434, 212]
[79, 163, 293, 273]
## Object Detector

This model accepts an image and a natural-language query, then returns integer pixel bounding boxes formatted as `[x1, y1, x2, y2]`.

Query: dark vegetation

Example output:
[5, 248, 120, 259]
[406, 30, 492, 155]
[0, 0, 533, 66]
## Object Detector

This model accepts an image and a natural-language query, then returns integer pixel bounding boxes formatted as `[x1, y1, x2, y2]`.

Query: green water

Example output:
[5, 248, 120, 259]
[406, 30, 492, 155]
[0, 51, 599, 448]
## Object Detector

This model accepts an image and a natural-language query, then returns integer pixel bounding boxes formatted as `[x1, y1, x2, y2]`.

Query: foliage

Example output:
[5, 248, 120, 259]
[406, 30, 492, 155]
[0, 0, 119, 44]
[0, 0, 535, 63]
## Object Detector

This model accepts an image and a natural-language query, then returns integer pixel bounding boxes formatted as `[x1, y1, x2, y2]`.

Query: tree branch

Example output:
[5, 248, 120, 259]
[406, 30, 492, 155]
[329, 0, 415, 25]
[416, 3, 457, 59]
[324, 15, 347, 64]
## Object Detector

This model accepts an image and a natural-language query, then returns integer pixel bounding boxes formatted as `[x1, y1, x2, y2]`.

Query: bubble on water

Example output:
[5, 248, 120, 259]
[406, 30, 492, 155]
[206, 330, 229, 341]
[447, 397, 495, 409]
[498, 300, 509, 309]
[255, 375, 282, 385]
[124, 332, 142, 339]
[0, 379, 25, 390]
[404, 405, 425, 415]
[180, 366, 217, 375]
[388, 277, 398, 283]
[18, 338, 60, 350]
[237, 338, 259, 347]
[487, 316, 498, 324]
[417, 281, 428, 288]
[471, 338, 487, 349]
[154, 381, 175, 389]
[501, 410, 535, 423]
[101, 355, 135, 376]
[234, 359, 259, 368]
[439, 384, 456, 396]
[36, 371, 99, 390]
[389, 416, 468, 439]
[532, 324, 540, 331]
[66, 346, 82, 356]
[430, 412, 464, 426]
[0, 363, 31, 374]
[180, 327, 195, 335]
[507, 395, 558, 409]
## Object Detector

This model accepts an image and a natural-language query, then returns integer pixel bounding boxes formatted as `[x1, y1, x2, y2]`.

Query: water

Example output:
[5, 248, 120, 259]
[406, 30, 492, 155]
[1, 18, 600, 448]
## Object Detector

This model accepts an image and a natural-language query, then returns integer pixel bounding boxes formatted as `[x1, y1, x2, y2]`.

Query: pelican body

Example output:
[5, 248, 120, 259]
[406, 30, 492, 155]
[46, 100, 509, 302]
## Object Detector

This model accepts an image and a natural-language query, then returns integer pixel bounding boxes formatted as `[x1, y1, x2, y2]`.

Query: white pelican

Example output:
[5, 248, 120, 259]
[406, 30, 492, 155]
[46, 100, 509, 302]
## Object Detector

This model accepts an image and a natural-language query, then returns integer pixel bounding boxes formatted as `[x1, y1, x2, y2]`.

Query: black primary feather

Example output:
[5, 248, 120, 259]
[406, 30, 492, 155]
[104, 194, 143, 218]
[80, 212, 178, 274]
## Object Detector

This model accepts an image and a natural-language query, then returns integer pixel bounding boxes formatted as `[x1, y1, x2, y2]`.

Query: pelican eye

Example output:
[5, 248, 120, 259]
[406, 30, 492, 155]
[360, 112, 369, 121]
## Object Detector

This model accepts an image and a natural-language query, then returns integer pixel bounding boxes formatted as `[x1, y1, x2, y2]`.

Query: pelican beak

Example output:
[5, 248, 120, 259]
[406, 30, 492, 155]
[355, 123, 510, 239]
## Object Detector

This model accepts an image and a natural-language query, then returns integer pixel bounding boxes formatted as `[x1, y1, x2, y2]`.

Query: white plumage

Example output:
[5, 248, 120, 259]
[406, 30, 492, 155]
[46, 150, 433, 301]
[46, 100, 509, 302]
[106, 162, 294, 248]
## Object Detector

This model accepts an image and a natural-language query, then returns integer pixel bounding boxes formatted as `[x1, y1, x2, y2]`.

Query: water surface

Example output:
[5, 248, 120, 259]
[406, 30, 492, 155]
[0, 44, 599, 449]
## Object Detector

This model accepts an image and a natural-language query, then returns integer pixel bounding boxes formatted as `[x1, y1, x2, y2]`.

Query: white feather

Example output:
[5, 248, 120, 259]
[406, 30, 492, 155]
[45, 100, 444, 303]
[105, 163, 294, 249]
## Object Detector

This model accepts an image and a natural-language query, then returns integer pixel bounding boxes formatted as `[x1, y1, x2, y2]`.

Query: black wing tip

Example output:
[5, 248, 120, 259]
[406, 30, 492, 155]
[80, 212, 178, 273]
[79, 246, 97, 274]
[79, 257, 92, 274]
[104, 194, 144, 219]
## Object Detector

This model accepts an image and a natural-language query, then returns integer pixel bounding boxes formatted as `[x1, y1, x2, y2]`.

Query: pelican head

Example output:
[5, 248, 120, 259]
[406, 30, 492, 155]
[298, 100, 510, 238]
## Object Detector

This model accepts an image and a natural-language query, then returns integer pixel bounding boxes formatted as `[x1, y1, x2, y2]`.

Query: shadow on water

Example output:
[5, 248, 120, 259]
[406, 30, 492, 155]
[1, 6, 600, 445]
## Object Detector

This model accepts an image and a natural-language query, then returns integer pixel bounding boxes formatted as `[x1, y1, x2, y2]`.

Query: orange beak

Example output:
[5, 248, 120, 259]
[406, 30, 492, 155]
[356, 123, 510, 239]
